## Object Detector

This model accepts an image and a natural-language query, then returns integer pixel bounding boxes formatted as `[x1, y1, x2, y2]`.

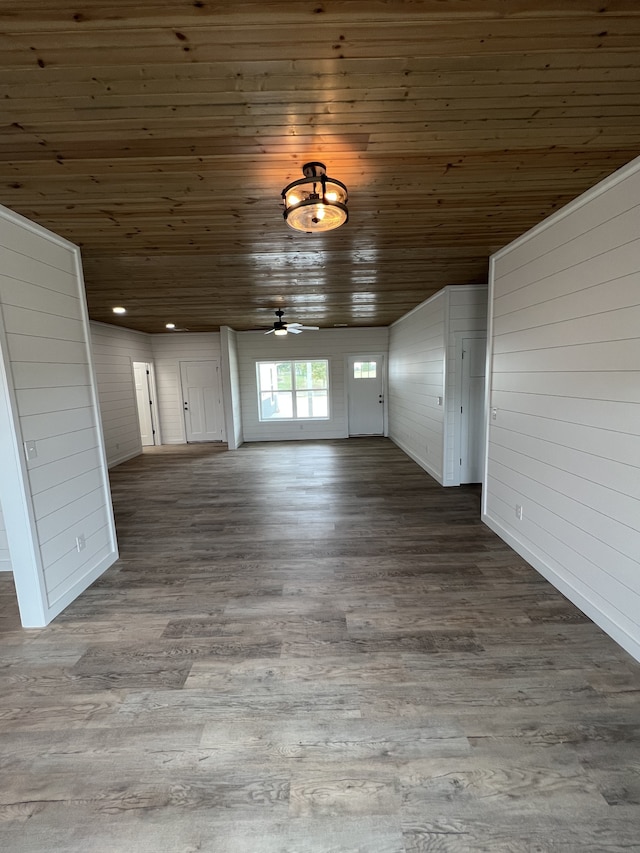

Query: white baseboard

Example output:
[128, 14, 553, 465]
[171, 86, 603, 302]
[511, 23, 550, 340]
[483, 511, 640, 664]
[107, 448, 142, 468]
[390, 435, 444, 486]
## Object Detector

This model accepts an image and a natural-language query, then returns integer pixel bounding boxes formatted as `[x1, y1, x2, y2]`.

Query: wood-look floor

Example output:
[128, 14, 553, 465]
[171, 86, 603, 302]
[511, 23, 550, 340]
[1, 439, 639, 852]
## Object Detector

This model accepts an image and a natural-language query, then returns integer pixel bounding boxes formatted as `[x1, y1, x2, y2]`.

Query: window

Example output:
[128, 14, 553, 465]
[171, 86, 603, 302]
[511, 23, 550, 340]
[353, 361, 377, 379]
[257, 360, 329, 421]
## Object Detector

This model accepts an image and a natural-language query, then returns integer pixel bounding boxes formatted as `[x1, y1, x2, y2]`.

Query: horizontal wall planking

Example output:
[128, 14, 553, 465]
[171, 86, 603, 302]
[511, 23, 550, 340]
[0, 250, 79, 295]
[491, 423, 640, 500]
[15, 385, 92, 418]
[492, 369, 640, 404]
[6, 334, 89, 364]
[494, 296, 640, 354]
[39, 506, 111, 569]
[493, 222, 640, 303]
[0, 274, 83, 318]
[490, 389, 639, 435]
[20, 407, 96, 442]
[11, 361, 92, 390]
[36, 487, 110, 546]
[488, 460, 640, 572]
[492, 338, 640, 373]
[3, 305, 85, 342]
[28, 447, 105, 497]
[46, 537, 113, 606]
[32, 467, 103, 523]
[0, 217, 76, 272]
[495, 241, 640, 316]
[99, 404, 138, 423]
[488, 441, 639, 531]
[21, 429, 98, 472]
[485, 481, 640, 632]
[490, 408, 640, 469]
[493, 273, 639, 328]
[493, 165, 640, 277]
[97, 386, 138, 404]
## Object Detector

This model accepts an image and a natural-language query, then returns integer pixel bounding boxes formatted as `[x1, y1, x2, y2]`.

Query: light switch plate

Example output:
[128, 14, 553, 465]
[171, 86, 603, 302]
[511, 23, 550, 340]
[24, 440, 37, 461]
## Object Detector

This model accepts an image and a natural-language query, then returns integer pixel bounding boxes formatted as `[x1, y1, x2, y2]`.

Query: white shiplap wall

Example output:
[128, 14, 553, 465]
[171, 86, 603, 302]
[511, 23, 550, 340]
[388, 291, 446, 483]
[0, 205, 117, 625]
[151, 333, 222, 444]
[238, 327, 389, 442]
[90, 321, 154, 467]
[485, 156, 640, 662]
[0, 502, 9, 571]
[444, 285, 488, 486]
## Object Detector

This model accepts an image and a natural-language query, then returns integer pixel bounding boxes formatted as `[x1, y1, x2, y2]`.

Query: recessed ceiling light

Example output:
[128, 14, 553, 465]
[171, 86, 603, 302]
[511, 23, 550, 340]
[165, 323, 176, 329]
[112, 306, 126, 314]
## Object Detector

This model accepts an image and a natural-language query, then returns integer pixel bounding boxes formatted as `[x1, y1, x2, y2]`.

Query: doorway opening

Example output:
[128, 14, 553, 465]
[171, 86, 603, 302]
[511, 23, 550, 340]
[347, 354, 385, 436]
[133, 361, 159, 447]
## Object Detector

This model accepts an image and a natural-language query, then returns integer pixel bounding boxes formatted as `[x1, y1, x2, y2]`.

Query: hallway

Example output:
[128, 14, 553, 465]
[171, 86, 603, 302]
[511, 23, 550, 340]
[1, 439, 639, 851]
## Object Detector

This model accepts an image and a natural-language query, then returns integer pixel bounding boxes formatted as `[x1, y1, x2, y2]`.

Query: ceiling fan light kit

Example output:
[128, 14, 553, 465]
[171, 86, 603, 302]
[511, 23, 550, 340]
[282, 162, 348, 233]
[265, 309, 320, 337]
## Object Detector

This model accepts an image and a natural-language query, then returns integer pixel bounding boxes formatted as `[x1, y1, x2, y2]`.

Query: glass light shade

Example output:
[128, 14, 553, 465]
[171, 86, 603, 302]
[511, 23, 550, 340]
[282, 162, 348, 233]
[274, 328, 288, 336]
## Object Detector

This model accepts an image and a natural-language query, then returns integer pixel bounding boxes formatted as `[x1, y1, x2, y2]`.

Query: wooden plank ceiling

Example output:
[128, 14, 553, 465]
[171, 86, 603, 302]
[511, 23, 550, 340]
[1, 1, 640, 333]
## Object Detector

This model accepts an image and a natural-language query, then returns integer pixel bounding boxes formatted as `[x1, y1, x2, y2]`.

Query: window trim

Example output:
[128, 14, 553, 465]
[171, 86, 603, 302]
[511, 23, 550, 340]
[256, 358, 331, 422]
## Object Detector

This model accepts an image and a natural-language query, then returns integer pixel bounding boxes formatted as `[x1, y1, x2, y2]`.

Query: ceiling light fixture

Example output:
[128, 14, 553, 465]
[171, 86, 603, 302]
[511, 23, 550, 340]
[165, 323, 176, 329]
[112, 306, 126, 314]
[282, 162, 348, 233]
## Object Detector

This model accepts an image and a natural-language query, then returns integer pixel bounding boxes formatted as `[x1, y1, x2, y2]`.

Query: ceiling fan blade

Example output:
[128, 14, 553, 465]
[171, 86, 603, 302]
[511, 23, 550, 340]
[287, 326, 302, 334]
[297, 325, 320, 330]
[264, 328, 275, 335]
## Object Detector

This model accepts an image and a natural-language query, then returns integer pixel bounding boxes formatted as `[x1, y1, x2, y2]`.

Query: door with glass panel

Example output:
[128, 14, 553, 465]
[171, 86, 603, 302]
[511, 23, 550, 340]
[347, 355, 384, 435]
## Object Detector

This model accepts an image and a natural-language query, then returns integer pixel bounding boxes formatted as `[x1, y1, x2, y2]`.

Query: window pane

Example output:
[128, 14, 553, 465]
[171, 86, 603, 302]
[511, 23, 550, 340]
[353, 361, 376, 379]
[276, 362, 292, 390]
[310, 361, 328, 388]
[295, 390, 328, 418]
[294, 361, 311, 388]
[260, 391, 292, 419]
[296, 390, 311, 418]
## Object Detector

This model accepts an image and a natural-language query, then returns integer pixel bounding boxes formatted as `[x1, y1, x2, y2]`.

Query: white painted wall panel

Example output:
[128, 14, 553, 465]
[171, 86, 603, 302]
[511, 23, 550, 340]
[0, 204, 117, 625]
[485, 156, 640, 661]
[388, 292, 445, 483]
[151, 333, 222, 444]
[238, 327, 388, 442]
[0, 504, 10, 571]
[90, 322, 154, 467]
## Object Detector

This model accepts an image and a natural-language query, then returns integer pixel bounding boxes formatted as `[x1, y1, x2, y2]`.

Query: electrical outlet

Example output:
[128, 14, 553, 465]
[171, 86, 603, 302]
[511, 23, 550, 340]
[437, 396, 443, 406]
[75, 534, 86, 552]
[492, 408, 498, 420]
[515, 504, 523, 520]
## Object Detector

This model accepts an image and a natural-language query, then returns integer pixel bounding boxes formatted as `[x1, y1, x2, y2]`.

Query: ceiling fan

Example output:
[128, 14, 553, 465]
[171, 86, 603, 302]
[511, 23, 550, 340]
[264, 309, 320, 336]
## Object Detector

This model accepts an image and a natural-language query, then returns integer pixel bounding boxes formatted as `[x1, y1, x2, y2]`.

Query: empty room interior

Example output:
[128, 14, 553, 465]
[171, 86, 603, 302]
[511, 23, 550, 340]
[0, 3, 639, 851]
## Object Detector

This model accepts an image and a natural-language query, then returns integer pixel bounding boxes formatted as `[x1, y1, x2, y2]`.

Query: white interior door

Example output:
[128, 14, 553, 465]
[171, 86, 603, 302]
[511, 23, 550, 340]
[347, 355, 385, 436]
[180, 360, 224, 442]
[133, 362, 155, 446]
[460, 337, 486, 483]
